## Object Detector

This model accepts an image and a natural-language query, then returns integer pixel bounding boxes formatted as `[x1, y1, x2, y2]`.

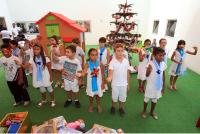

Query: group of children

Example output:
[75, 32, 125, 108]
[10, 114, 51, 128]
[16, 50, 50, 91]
[0, 35, 198, 119]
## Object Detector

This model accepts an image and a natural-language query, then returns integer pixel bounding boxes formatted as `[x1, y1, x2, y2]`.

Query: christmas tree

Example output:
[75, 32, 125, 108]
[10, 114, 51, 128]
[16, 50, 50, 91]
[106, 0, 141, 47]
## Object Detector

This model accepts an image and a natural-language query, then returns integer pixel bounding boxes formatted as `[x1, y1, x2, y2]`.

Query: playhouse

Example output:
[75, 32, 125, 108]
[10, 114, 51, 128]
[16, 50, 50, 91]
[35, 12, 86, 54]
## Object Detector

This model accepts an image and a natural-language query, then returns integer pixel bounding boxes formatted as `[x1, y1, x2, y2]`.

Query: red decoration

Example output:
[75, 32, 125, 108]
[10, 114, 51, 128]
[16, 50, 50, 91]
[91, 68, 99, 77]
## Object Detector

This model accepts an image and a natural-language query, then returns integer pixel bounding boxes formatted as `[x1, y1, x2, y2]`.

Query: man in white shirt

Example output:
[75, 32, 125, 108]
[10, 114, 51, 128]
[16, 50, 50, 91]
[11, 23, 21, 38]
[0, 27, 11, 45]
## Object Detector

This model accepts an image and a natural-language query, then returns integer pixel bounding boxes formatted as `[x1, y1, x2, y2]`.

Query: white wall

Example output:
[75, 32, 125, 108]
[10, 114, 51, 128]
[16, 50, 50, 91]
[6, 0, 150, 45]
[147, 0, 200, 74]
[0, 0, 12, 31]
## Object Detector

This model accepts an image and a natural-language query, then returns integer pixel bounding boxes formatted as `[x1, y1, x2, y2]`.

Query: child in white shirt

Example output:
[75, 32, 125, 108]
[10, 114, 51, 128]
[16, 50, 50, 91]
[59, 45, 82, 108]
[107, 43, 133, 117]
[142, 47, 167, 120]
[0, 44, 30, 106]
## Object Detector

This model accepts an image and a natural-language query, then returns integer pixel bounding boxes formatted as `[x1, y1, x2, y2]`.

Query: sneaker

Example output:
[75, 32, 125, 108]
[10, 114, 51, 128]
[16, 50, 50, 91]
[119, 108, 125, 117]
[74, 100, 81, 108]
[38, 100, 47, 107]
[110, 107, 115, 114]
[50, 101, 56, 107]
[13, 102, 21, 107]
[150, 112, 158, 120]
[23, 101, 30, 106]
[64, 100, 72, 107]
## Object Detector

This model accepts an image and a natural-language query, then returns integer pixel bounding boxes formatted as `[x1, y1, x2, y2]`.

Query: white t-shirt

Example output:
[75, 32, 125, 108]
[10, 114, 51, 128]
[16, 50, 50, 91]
[0, 56, 21, 81]
[0, 30, 11, 39]
[145, 61, 167, 99]
[75, 46, 85, 65]
[109, 58, 131, 86]
[12, 27, 21, 37]
[59, 56, 82, 82]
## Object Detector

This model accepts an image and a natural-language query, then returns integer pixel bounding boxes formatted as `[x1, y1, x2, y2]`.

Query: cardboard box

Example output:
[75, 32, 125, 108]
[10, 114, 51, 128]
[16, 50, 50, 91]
[0, 112, 31, 133]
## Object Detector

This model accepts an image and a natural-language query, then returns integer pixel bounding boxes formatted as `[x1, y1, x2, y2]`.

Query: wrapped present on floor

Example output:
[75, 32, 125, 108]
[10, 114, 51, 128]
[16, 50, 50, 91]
[0, 112, 31, 133]
[31, 116, 83, 133]
[86, 124, 117, 134]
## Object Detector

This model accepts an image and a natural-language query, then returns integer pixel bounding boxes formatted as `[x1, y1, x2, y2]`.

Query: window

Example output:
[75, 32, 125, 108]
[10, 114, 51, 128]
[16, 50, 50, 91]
[165, 20, 177, 37]
[0, 17, 7, 31]
[152, 20, 159, 34]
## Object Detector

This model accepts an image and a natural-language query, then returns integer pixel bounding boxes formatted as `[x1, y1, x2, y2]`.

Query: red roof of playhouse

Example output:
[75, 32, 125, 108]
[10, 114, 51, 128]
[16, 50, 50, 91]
[35, 12, 86, 32]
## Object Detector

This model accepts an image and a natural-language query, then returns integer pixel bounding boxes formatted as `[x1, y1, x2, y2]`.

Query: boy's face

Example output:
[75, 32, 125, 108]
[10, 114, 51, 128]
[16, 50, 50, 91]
[66, 49, 75, 58]
[115, 47, 124, 59]
[155, 52, 164, 62]
[99, 42, 105, 48]
[160, 40, 167, 49]
[90, 50, 98, 61]
[2, 48, 12, 58]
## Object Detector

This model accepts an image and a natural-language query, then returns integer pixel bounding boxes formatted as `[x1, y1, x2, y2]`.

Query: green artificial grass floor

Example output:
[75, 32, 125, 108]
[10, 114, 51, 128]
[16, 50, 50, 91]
[0, 45, 200, 133]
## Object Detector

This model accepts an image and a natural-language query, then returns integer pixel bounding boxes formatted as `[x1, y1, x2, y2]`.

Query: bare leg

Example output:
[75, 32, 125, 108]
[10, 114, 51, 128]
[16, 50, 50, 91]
[142, 80, 146, 92]
[41, 92, 47, 101]
[96, 96, 102, 113]
[142, 102, 148, 118]
[66, 91, 72, 100]
[169, 76, 174, 90]
[89, 97, 94, 112]
[50, 91, 55, 101]
[138, 79, 143, 92]
[173, 76, 179, 90]
[150, 102, 158, 120]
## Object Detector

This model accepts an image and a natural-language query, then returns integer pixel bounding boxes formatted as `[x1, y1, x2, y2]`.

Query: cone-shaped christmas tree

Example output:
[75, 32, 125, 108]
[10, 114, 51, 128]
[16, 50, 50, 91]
[106, 0, 141, 46]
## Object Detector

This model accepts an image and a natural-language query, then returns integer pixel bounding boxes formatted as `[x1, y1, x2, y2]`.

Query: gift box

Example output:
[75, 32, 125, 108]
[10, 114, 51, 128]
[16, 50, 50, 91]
[0, 112, 31, 133]
[86, 124, 117, 134]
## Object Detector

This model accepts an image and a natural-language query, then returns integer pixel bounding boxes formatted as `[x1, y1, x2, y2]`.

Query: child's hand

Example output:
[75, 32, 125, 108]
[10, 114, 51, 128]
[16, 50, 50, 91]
[50, 75, 53, 82]
[76, 72, 82, 77]
[14, 60, 20, 65]
[162, 89, 165, 95]
[62, 71, 68, 76]
[193, 46, 198, 51]
[101, 82, 105, 90]
[177, 61, 182, 64]
[106, 77, 112, 83]
[3, 62, 7, 66]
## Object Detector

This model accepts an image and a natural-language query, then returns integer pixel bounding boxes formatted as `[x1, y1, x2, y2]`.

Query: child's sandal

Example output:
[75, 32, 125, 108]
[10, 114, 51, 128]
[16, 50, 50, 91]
[173, 85, 177, 90]
[169, 85, 173, 90]
[50, 101, 56, 107]
[38, 100, 47, 107]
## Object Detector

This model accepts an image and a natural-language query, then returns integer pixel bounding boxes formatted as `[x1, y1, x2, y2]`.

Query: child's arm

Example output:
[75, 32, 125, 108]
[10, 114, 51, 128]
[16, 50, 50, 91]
[18, 67, 24, 85]
[186, 46, 198, 55]
[107, 69, 113, 82]
[146, 64, 152, 77]
[162, 71, 166, 94]
[81, 55, 85, 69]
[20, 49, 25, 63]
[100, 62, 105, 90]
[127, 70, 130, 91]
[59, 44, 66, 56]
[171, 51, 181, 64]
[47, 61, 52, 82]
[106, 49, 111, 65]
[139, 49, 145, 62]
[81, 63, 89, 77]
